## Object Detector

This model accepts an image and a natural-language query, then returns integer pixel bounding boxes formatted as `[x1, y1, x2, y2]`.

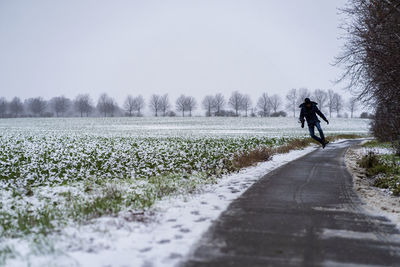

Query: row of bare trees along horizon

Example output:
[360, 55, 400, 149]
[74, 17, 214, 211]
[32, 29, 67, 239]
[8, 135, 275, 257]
[0, 88, 364, 119]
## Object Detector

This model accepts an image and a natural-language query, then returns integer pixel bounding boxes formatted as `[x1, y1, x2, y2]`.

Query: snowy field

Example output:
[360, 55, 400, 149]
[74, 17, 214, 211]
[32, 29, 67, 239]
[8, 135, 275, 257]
[0, 116, 369, 137]
[0, 117, 370, 266]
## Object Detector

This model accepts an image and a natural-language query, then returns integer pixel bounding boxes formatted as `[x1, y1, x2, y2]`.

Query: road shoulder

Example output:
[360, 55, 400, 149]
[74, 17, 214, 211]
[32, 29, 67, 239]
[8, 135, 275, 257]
[345, 143, 400, 229]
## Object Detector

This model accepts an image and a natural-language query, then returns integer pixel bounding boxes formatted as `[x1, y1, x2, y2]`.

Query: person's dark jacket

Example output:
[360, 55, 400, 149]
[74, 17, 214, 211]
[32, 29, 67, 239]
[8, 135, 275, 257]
[299, 101, 328, 126]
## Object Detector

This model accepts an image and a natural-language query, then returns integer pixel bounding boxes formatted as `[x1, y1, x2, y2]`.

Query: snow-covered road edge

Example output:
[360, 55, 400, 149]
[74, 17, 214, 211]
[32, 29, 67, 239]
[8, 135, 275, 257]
[6, 145, 317, 267]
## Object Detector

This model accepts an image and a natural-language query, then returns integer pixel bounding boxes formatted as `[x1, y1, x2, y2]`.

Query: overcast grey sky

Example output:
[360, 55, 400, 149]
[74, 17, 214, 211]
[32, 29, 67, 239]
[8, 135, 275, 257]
[0, 0, 349, 104]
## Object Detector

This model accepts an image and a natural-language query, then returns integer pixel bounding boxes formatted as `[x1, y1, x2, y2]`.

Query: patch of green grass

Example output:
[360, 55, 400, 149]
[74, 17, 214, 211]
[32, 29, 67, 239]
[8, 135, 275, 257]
[0, 244, 15, 266]
[358, 151, 400, 195]
[362, 140, 392, 149]
[1, 206, 61, 239]
[0, 172, 214, 240]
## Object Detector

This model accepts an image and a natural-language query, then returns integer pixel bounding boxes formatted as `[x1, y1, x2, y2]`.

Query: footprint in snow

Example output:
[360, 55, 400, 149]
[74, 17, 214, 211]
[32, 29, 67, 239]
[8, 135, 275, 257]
[157, 239, 171, 244]
[180, 228, 191, 233]
[139, 247, 152, 253]
[190, 210, 200, 215]
[195, 217, 209, 222]
[169, 253, 182, 259]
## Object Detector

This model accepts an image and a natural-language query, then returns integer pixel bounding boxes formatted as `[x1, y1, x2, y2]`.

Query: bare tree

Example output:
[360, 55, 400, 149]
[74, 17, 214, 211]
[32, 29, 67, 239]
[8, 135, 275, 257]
[213, 93, 225, 116]
[51, 96, 70, 117]
[336, 0, 400, 151]
[124, 95, 135, 116]
[28, 97, 47, 116]
[97, 93, 109, 117]
[109, 99, 117, 117]
[241, 94, 252, 117]
[296, 88, 311, 107]
[149, 94, 161, 117]
[347, 97, 358, 118]
[159, 94, 170, 116]
[257, 93, 271, 117]
[228, 91, 243, 116]
[285, 89, 297, 117]
[202, 95, 215, 117]
[176, 94, 187, 117]
[333, 93, 343, 117]
[97, 93, 116, 117]
[9, 97, 23, 117]
[313, 89, 328, 112]
[327, 89, 336, 118]
[269, 94, 282, 113]
[185, 96, 197, 117]
[0, 97, 7, 118]
[74, 94, 92, 117]
[133, 95, 145, 116]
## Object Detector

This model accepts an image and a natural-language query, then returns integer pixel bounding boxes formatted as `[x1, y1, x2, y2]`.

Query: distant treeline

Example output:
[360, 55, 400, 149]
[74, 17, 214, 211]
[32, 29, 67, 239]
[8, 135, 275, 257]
[0, 88, 369, 119]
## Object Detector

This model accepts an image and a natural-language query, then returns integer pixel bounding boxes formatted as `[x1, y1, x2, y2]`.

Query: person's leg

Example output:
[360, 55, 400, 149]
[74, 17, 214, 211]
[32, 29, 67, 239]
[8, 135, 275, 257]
[308, 123, 323, 144]
[315, 122, 325, 142]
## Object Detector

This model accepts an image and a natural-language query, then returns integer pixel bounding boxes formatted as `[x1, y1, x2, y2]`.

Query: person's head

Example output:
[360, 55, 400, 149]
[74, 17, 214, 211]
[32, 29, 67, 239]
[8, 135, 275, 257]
[304, 98, 312, 108]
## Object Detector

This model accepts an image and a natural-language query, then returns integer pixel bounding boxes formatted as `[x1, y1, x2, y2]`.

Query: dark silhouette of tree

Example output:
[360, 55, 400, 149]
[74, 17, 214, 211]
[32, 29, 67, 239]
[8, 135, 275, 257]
[124, 95, 135, 116]
[285, 89, 297, 117]
[0, 97, 7, 118]
[202, 95, 215, 117]
[313, 89, 328, 112]
[27, 97, 47, 116]
[74, 94, 92, 117]
[149, 94, 161, 117]
[257, 93, 271, 117]
[185, 96, 197, 117]
[51, 96, 70, 117]
[269, 94, 282, 113]
[228, 91, 243, 116]
[241, 94, 252, 117]
[327, 89, 336, 118]
[213, 93, 225, 116]
[133, 95, 145, 116]
[176, 95, 187, 117]
[333, 93, 343, 117]
[347, 97, 358, 118]
[97, 93, 116, 117]
[159, 94, 170, 116]
[9, 97, 23, 117]
[336, 0, 400, 152]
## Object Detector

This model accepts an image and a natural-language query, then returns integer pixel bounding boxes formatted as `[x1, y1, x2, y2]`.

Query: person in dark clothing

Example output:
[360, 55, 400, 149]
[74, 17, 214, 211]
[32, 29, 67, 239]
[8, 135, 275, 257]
[299, 98, 330, 148]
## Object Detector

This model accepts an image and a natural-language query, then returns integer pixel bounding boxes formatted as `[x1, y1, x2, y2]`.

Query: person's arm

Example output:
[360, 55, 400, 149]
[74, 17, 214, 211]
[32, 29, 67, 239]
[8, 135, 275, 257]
[299, 108, 305, 128]
[316, 107, 329, 124]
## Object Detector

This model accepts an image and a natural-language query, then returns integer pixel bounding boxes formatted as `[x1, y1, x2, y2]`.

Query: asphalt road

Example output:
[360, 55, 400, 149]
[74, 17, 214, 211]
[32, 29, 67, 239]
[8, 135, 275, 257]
[182, 140, 400, 267]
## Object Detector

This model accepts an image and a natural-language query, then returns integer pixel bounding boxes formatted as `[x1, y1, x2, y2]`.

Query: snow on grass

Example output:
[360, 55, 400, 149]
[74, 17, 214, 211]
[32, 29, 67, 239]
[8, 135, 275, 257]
[4, 145, 317, 267]
[0, 117, 370, 266]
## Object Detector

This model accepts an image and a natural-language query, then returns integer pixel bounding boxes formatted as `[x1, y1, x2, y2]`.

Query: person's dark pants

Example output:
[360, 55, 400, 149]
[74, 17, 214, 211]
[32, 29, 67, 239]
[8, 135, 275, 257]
[308, 121, 325, 145]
